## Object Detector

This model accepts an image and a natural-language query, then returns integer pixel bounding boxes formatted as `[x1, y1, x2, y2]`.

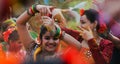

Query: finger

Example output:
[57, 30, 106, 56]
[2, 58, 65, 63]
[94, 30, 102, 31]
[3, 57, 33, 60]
[45, 7, 49, 16]
[39, 9, 42, 16]
[48, 6, 56, 13]
[42, 7, 46, 16]
[42, 8, 45, 16]
[80, 26, 90, 31]
[40, 8, 43, 16]
[77, 26, 84, 31]
[47, 6, 52, 14]
[44, 8, 47, 16]
[83, 25, 91, 31]
[79, 30, 84, 36]
[87, 26, 91, 31]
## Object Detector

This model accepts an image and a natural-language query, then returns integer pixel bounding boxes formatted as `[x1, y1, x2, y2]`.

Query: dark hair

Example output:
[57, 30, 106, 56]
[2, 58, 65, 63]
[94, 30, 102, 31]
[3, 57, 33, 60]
[83, 9, 100, 31]
[39, 25, 48, 40]
[8, 30, 19, 42]
[84, 9, 99, 23]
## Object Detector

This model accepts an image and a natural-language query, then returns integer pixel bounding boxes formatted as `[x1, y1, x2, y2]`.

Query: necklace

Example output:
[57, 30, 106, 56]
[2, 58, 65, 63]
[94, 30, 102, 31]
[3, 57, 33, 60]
[85, 50, 92, 58]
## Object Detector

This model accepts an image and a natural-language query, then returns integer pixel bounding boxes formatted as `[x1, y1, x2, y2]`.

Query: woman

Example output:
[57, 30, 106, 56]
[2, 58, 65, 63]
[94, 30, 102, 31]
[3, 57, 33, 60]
[1, 28, 26, 64]
[93, 0, 120, 64]
[61, 9, 114, 64]
[16, 4, 81, 64]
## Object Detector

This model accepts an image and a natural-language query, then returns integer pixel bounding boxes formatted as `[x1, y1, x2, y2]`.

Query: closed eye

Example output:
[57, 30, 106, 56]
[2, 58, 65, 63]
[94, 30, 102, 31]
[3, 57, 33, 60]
[53, 37, 59, 40]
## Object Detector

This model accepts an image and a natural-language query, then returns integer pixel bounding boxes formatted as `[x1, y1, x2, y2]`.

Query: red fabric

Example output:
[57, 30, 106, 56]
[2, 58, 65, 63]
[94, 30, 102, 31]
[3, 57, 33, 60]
[99, 39, 114, 63]
[61, 27, 83, 42]
[88, 38, 114, 64]
[61, 27, 114, 64]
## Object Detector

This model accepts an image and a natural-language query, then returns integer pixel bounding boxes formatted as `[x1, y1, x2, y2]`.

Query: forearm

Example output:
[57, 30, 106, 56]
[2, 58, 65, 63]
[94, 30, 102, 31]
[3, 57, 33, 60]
[16, 11, 32, 26]
[107, 33, 120, 49]
[16, 11, 33, 49]
[62, 33, 82, 50]
[16, 6, 37, 49]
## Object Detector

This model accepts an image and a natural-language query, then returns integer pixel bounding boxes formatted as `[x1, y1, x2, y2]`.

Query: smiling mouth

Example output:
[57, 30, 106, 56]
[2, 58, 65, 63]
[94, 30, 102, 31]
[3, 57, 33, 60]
[46, 44, 56, 48]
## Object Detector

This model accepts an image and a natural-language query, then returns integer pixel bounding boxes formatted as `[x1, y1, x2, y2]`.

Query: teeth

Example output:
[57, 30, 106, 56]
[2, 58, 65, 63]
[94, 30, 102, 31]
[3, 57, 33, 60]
[48, 45, 54, 48]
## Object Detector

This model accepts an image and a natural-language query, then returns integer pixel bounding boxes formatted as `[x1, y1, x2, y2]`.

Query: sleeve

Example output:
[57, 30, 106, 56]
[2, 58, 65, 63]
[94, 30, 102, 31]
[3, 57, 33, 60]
[100, 40, 114, 64]
[88, 38, 108, 64]
[61, 27, 82, 41]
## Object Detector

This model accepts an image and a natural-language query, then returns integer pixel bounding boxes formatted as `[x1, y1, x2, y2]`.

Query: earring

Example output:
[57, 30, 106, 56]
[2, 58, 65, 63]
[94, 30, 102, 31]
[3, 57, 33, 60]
[94, 28, 96, 32]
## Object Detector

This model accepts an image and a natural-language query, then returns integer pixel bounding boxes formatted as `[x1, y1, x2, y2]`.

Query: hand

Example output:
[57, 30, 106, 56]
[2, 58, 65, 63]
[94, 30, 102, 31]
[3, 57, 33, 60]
[52, 9, 66, 26]
[36, 5, 54, 16]
[42, 16, 55, 31]
[78, 26, 94, 41]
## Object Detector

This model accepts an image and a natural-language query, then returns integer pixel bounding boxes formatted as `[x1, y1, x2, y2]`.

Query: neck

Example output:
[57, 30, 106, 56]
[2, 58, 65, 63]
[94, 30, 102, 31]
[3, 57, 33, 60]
[93, 30, 102, 43]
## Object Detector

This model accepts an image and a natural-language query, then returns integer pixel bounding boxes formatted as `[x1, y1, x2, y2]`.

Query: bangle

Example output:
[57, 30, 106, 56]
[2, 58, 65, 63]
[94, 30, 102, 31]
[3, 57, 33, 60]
[27, 4, 39, 16]
[27, 8, 34, 16]
[32, 4, 39, 13]
[30, 7, 35, 15]
[54, 24, 61, 38]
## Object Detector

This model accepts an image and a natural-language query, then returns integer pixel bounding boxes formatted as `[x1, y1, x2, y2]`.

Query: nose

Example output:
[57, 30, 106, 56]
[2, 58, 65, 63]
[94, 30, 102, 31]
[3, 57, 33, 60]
[49, 39, 54, 43]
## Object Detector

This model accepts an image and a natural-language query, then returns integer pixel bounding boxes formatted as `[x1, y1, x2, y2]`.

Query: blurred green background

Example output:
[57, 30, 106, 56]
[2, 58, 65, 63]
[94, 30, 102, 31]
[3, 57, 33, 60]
[11, 0, 92, 31]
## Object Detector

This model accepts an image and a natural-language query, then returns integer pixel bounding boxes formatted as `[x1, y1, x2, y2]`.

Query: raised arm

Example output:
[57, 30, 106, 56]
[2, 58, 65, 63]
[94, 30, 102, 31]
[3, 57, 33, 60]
[16, 10, 34, 49]
[16, 4, 50, 49]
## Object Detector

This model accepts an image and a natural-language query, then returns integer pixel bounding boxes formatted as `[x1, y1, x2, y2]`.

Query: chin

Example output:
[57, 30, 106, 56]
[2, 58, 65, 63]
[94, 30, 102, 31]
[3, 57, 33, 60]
[46, 48, 56, 52]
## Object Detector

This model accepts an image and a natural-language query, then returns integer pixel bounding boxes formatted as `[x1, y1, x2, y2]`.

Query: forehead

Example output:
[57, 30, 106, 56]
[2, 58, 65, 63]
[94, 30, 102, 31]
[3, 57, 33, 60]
[43, 32, 54, 37]
[80, 15, 87, 20]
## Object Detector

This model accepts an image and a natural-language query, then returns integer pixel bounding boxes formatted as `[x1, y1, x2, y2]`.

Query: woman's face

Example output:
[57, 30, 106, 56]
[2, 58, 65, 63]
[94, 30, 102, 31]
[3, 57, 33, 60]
[9, 39, 22, 52]
[42, 32, 60, 52]
[80, 15, 96, 30]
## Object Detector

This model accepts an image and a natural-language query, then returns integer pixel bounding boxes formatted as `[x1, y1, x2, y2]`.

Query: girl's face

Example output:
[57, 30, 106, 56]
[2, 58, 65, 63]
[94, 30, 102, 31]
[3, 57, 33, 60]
[80, 15, 96, 30]
[42, 32, 60, 52]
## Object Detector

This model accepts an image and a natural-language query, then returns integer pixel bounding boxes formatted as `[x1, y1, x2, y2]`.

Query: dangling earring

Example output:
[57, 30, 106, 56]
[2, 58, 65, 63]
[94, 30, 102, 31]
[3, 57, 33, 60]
[94, 28, 96, 32]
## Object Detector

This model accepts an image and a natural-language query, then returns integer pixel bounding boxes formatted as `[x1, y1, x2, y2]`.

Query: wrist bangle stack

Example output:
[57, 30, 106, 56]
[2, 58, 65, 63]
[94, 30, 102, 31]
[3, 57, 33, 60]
[32, 4, 39, 13]
[27, 4, 39, 16]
